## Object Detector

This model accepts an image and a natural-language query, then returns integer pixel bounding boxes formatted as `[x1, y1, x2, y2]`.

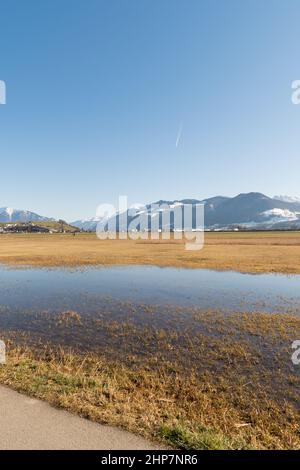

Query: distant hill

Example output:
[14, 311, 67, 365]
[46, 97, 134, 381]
[0, 220, 79, 233]
[31, 220, 79, 233]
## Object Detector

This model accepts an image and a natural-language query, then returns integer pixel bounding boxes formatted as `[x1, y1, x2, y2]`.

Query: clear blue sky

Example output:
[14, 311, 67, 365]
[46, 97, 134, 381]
[1, 0, 300, 221]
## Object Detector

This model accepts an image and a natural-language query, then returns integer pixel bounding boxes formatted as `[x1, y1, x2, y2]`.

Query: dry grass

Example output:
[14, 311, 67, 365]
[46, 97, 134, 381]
[0, 231, 300, 273]
[0, 310, 299, 450]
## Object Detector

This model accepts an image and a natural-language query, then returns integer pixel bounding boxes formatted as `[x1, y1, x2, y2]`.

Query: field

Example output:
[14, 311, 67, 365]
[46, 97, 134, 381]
[0, 230, 299, 449]
[0, 231, 300, 273]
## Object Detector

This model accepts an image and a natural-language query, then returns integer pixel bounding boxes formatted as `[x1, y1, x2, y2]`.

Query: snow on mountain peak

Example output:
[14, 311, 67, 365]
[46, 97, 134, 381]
[5, 207, 14, 220]
[274, 195, 300, 203]
[261, 208, 298, 222]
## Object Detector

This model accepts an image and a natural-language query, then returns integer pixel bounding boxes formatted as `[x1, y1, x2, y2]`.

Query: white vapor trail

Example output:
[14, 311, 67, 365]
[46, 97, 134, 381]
[175, 122, 183, 148]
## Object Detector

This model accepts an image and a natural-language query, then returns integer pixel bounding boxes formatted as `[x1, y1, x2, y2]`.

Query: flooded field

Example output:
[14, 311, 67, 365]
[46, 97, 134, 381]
[0, 265, 300, 354]
[0, 264, 299, 369]
[0, 265, 299, 449]
[1, 264, 300, 313]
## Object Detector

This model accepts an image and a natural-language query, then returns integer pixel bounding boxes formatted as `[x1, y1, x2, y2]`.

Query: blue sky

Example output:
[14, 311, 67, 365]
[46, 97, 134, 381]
[1, 0, 300, 221]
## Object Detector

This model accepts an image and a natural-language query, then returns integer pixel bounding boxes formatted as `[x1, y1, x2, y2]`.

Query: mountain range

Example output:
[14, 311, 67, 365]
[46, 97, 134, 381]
[2, 193, 300, 231]
[71, 193, 300, 231]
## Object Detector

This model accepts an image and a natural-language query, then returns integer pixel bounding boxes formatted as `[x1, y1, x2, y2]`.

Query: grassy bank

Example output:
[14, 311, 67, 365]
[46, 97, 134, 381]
[0, 231, 300, 273]
[1, 310, 299, 450]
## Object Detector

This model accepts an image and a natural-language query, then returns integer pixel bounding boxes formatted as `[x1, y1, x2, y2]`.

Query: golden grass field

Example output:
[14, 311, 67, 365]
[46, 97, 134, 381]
[0, 231, 300, 273]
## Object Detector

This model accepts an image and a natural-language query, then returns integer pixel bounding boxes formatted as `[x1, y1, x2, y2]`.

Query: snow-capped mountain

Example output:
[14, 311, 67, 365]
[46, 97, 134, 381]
[0, 207, 52, 223]
[273, 195, 300, 204]
[71, 216, 106, 232]
[71, 192, 300, 231]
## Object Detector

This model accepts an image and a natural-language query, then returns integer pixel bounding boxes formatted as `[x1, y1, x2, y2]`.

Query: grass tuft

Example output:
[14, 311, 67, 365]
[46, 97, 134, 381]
[159, 422, 238, 450]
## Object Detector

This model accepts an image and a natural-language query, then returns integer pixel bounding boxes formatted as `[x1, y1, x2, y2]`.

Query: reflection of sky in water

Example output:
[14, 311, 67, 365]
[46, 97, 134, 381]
[0, 265, 299, 316]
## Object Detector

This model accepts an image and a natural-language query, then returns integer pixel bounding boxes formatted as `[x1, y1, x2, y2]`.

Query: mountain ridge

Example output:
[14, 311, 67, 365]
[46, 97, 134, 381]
[0, 207, 53, 223]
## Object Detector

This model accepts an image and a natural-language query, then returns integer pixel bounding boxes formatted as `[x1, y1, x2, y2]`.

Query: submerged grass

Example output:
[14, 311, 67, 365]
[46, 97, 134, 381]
[0, 316, 299, 451]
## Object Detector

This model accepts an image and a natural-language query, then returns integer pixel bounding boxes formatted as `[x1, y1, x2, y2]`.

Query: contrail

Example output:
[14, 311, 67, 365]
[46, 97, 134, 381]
[175, 122, 183, 148]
